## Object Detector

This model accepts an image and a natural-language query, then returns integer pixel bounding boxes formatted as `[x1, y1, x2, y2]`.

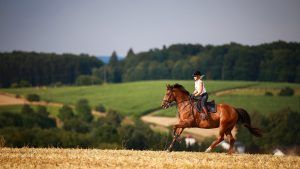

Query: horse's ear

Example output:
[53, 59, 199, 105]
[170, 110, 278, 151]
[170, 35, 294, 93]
[166, 84, 170, 89]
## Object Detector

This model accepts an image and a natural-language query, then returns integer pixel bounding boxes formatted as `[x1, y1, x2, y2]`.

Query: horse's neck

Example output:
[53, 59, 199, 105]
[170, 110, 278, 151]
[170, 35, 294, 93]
[175, 93, 191, 112]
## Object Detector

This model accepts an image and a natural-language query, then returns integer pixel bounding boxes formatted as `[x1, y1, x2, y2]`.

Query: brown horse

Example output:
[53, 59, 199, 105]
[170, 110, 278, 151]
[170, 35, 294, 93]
[161, 84, 262, 153]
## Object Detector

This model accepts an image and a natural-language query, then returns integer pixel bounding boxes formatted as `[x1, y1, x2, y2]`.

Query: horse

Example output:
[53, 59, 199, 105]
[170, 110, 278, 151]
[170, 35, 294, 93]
[161, 83, 262, 153]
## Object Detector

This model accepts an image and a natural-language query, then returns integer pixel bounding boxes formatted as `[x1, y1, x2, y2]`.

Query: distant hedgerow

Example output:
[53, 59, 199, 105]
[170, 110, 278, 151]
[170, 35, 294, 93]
[26, 94, 40, 102]
[278, 87, 294, 96]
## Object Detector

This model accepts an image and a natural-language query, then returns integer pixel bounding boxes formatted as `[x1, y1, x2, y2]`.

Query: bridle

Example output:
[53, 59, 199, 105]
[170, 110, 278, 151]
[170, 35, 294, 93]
[163, 89, 197, 123]
[162, 89, 175, 108]
[162, 88, 191, 109]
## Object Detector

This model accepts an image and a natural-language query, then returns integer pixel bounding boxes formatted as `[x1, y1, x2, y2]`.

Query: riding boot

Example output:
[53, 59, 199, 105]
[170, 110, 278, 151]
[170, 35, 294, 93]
[201, 106, 209, 120]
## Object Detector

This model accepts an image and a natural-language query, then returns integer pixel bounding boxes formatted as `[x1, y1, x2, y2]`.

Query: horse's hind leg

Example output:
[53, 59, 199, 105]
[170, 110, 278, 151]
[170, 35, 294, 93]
[225, 130, 235, 154]
[205, 125, 225, 152]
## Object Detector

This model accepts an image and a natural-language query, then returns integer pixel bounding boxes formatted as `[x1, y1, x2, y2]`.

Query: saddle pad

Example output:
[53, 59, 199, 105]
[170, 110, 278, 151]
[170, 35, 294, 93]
[196, 100, 217, 113]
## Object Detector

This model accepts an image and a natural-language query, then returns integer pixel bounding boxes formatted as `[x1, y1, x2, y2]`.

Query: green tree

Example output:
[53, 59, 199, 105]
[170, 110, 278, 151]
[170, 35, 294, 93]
[21, 104, 35, 115]
[58, 105, 75, 121]
[63, 118, 90, 133]
[26, 94, 40, 102]
[278, 87, 294, 96]
[36, 105, 49, 117]
[265, 109, 300, 148]
[19, 80, 31, 87]
[95, 103, 106, 112]
[76, 75, 102, 86]
[75, 99, 93, 123]
[105, 109, 124, 127]
[108, 51, 122, 83]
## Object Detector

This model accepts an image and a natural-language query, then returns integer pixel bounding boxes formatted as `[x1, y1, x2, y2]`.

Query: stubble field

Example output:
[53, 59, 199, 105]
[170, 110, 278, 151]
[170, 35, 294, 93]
[0, 148, 299, 169]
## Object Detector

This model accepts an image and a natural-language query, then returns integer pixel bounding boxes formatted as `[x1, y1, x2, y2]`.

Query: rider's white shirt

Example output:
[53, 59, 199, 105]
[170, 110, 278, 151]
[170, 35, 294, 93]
[195, 79, 206, 95]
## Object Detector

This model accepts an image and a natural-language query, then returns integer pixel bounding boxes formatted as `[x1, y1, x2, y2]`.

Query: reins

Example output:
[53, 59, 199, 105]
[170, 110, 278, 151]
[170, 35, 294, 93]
[173, 95, 198, 125]
[163, 87, 198, 125]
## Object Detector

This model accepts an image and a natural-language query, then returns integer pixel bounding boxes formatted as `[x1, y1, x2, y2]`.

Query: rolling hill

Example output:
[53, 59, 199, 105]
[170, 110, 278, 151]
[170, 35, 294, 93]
[0, 80, 299, 117]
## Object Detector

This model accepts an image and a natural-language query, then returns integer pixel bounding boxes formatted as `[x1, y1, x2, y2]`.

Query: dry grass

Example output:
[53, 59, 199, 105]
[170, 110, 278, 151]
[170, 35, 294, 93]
[0, 148, 299, 169]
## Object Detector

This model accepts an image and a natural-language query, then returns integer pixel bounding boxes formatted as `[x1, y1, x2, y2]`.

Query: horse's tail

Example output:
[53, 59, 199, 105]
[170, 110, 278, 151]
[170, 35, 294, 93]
[236, 108, 263, 137]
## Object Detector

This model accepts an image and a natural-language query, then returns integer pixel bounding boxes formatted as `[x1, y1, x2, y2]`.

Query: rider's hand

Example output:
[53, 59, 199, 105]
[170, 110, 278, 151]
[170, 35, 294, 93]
[190, 94, 195, 99]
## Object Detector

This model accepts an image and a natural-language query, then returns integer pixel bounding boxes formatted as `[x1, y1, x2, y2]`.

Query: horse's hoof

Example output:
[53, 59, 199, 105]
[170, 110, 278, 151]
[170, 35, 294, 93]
[166, 148, 172, 153]
[227, 150, 234, 155]
[205, 147, 212, 153]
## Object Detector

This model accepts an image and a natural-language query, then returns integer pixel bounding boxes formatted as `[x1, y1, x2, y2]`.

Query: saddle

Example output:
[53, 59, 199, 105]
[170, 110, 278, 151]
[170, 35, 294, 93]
[195, 100, 217, 113]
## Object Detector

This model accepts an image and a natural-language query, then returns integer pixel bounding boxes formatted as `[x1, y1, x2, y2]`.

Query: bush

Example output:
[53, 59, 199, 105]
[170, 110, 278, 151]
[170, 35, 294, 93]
[75, 99, 93, 123]
[58, 105, 74, 122]
[264, 109, 300, 148]
[20, 105, 56, 129]
[0, 112, 23, 128]
[36, 106, 49, 116]
[26, 94, 40, 102]
[0, 127, 91, 148]
[265, 91, 273, 96]
[19, 80, 31, 87]
[76, 75, 102, 86]
[53, 82, 63, 87]
[21, 104, 35, 115]
[11, 83, 19, 88]
[63, 118, 90, 133]
[95, 103, 106, 112]
[105, 109, 124, 127]
[279, 87, 294, 96]
[10, 80, 31, 88]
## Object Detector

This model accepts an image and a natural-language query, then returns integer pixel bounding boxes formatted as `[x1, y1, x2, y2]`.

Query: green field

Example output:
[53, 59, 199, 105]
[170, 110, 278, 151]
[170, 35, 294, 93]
[0, 105, 61, 116]
[154, 95, 300, 117]
[0, 80, 299, 117]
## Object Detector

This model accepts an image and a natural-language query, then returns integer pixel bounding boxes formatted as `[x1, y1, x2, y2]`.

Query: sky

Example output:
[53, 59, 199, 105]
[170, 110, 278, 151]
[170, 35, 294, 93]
[0, 0, 300, 56]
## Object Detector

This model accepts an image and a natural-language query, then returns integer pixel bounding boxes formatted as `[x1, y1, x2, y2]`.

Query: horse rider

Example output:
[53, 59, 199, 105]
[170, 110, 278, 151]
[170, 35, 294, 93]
[191, 70, 209, 119]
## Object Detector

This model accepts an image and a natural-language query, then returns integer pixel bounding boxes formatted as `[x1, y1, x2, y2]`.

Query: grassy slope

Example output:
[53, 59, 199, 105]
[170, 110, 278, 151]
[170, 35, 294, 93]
[153, 82, 300, 117]
[0, 80, 257, 116]
[0, 105, 60, 116]
[209, 81, 300, 115]
[0, 148, 299, 169]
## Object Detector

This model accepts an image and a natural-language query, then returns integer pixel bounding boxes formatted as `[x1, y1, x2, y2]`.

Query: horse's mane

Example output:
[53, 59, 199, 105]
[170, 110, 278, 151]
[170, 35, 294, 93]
[172, 83, 190, 95]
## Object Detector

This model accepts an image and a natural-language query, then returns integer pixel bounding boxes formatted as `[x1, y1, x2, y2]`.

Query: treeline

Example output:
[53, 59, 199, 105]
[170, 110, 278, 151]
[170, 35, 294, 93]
[0, 51, 103, 87]
[1, 41, 299, 88]
[0, 102, 216, 152]
[1, 103, 298, 153]
[237, 109, 300, 154]
[94, 41, 300, 83]
[0, 101, 172, 150]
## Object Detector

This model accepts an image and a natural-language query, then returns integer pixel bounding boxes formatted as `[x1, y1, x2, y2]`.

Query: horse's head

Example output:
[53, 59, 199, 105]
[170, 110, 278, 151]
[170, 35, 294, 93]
[161, 84, 176, 109]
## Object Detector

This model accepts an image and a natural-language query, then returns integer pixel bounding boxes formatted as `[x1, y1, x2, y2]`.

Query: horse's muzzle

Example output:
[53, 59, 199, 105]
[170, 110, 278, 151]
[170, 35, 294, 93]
[161, 101, 170, 109]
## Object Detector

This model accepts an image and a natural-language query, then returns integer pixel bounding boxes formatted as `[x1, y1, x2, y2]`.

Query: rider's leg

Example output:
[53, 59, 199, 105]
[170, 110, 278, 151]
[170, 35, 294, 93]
[201, 93, 209, 119]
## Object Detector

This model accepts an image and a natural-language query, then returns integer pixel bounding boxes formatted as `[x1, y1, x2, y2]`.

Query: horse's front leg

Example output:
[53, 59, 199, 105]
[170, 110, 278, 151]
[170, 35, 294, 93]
[167, 127, 184, 152]
[167, 121, 191, 152]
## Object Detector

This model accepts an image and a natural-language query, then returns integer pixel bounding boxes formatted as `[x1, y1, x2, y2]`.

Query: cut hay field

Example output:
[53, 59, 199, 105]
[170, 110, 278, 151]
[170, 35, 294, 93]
[0, 148, 299, 169]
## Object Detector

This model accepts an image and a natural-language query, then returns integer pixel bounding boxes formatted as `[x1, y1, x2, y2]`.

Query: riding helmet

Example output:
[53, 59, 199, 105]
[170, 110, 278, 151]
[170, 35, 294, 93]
[193, 70, 201, 77]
